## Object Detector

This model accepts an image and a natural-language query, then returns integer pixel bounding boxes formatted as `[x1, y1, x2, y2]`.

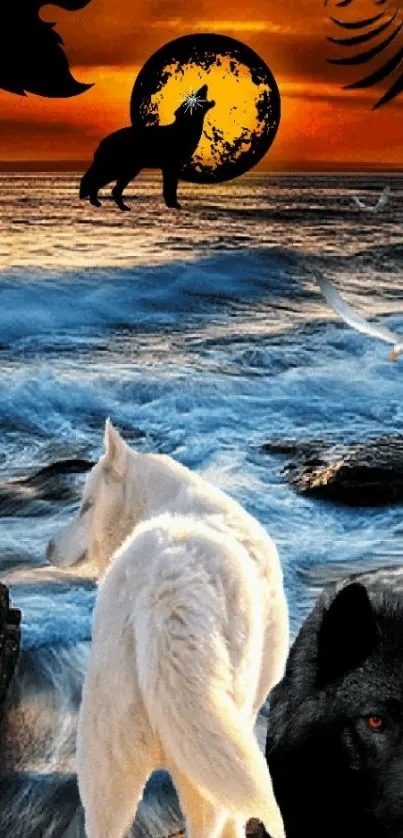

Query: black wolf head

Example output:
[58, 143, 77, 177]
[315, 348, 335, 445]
[0, 0, 93, 97]
[174, 85, 215, 121]
[266, 577, 403, 838]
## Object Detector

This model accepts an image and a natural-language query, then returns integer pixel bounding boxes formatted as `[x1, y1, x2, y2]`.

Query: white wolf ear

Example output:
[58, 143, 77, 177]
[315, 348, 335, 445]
[104, 419, 127, 476]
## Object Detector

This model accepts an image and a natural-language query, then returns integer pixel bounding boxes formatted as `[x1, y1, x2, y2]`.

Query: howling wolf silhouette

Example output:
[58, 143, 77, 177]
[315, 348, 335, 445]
[79, 85, 215, 210]
[0, 0, 92, 98]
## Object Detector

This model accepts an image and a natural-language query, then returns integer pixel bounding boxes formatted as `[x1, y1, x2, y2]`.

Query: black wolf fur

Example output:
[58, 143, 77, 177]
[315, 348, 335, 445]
[266, 566, 403, 838]
[80, 84, 215, 211]
[0, 0, 92, 98]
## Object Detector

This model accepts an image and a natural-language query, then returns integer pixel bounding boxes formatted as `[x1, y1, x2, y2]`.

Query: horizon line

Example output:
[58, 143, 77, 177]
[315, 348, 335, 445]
[2, 162, 403, 175]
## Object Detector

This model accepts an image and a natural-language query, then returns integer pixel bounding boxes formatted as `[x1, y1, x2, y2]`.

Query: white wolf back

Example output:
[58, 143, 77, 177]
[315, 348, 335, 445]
[132, 516, 282, 829]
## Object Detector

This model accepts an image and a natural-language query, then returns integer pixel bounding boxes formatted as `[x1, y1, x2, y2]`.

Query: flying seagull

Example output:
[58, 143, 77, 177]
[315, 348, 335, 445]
[352, 186, 390, 212]
[316, 273, 403, 361]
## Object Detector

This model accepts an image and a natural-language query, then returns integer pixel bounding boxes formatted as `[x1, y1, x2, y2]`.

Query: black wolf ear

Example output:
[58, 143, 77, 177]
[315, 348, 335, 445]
[317, 583, 378, 687]
[197, 84, 208, 98]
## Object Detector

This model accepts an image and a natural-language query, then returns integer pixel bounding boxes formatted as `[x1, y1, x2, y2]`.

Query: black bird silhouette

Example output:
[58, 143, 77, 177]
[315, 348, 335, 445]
[325, 0, 403, 108]
[0, 0, 93, 98]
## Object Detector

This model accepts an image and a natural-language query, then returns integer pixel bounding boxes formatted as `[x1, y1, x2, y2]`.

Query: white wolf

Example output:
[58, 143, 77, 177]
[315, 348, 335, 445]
[47, 420, 289, 838]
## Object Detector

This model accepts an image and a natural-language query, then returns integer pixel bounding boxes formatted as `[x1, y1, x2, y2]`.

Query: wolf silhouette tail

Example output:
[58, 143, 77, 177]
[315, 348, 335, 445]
[135, 539, 285, 838]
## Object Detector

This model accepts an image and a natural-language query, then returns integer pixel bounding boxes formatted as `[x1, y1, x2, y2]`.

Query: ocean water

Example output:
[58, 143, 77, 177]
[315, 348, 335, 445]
[2, 171, 403, 836]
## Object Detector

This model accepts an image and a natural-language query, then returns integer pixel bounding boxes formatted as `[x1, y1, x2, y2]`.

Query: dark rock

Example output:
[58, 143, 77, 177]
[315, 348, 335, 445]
[262, 435, 403, 507]
[0, 583, 20, 722]
[0, 458, 95, 517]
[245, 819, 267, 838]
[23, 459, 95, 483]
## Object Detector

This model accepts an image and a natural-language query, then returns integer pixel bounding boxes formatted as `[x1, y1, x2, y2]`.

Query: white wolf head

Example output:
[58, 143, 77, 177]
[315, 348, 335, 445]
[46, 420, 145, 576]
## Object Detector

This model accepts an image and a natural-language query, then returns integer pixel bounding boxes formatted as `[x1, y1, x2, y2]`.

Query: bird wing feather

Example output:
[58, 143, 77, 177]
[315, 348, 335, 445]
[324, 0, 403, 107]
[352, 195, 371, 209]
[376, 187, 390, 209]
[317, 274, 400, 346]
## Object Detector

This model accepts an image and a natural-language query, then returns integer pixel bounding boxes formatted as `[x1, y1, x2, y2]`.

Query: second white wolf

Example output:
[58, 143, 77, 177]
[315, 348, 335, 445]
[47, 420, 289, 838]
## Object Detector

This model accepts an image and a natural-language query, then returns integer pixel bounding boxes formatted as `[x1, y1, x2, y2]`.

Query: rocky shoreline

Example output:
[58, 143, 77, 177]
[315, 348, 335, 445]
[263, 435, 403, 507]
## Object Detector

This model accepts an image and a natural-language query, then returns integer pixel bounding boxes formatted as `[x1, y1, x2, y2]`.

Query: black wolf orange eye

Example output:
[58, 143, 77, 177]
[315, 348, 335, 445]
[367, 716, 385, 731]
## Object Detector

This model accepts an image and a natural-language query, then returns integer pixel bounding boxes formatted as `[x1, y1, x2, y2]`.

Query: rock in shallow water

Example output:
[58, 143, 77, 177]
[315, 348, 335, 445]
[262, 436, 403, 507]
[0, 458, 95, 517]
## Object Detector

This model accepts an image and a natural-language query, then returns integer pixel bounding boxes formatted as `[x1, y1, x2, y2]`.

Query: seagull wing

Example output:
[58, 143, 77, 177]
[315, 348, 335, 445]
[352, 195, 369, 209]
[317, 274, 400, 346]
[376, 187, 390, 209]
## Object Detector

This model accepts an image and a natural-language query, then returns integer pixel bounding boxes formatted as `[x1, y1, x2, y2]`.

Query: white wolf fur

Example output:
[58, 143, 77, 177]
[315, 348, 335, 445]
[47, 421, 289, 838]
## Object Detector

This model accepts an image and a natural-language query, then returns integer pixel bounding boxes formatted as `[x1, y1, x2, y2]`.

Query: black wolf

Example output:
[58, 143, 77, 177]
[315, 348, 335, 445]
[79, 84, 215, 211]
[0, 0, 92, 97]
[265, 566, 403, 838]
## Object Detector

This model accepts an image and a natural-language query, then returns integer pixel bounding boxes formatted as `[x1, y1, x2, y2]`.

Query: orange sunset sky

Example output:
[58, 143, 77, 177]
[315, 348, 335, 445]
[2, 0, 403, 170]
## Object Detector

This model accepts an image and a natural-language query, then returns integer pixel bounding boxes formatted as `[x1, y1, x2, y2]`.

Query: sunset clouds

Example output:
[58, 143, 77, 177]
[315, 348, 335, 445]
[2, 0, 403, 169]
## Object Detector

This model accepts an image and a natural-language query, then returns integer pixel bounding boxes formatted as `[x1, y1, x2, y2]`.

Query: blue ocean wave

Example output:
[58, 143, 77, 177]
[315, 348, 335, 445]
[0, 248, 306, 344]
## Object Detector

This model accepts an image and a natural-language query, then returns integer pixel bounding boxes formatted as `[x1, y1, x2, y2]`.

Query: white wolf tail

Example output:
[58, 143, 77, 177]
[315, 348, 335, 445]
[134, 534, 285, 838]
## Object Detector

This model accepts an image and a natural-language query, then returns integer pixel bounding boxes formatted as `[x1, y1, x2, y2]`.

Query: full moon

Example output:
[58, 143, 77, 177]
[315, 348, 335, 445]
[130, 33, 281, 184]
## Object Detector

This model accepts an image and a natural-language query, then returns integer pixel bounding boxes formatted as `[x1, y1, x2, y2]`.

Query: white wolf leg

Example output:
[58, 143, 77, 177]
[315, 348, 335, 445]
[76, 641, 158, 838]
[219, 818, 246, 838]
[169, 766, 227, 838]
